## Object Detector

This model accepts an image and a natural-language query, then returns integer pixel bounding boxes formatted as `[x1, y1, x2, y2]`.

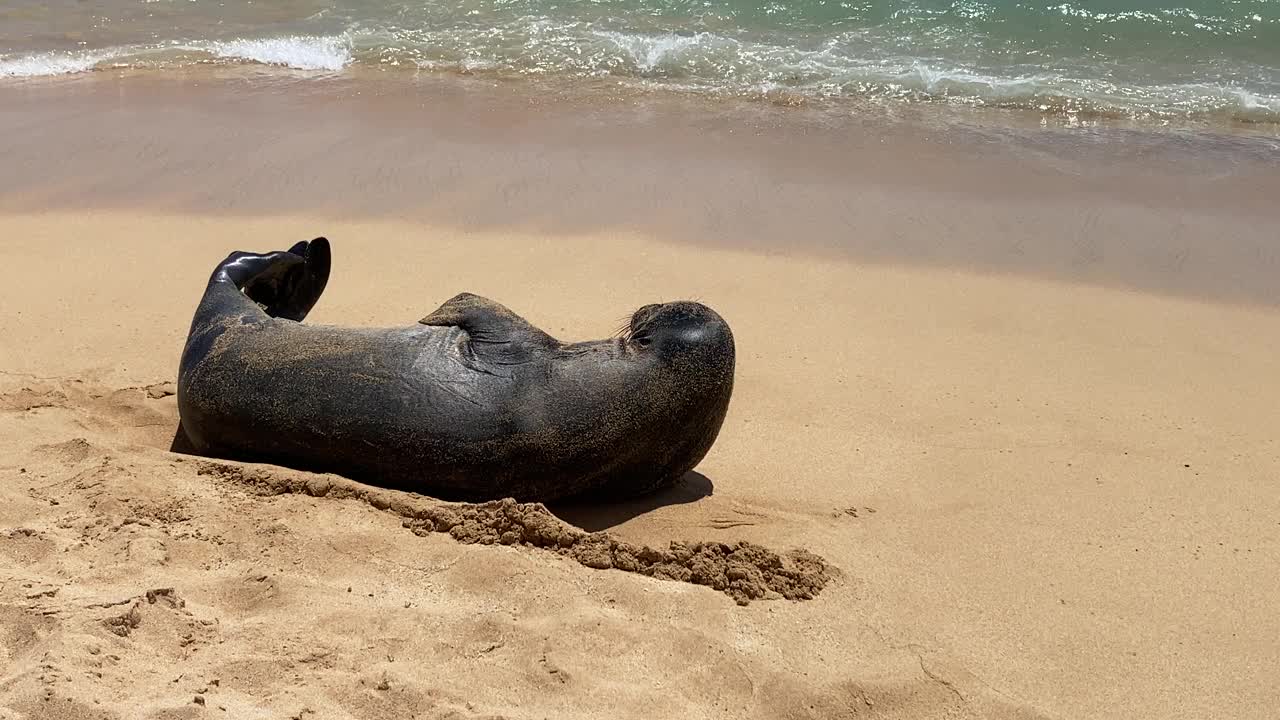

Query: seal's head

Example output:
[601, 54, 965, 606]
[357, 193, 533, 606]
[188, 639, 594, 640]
[626, 301, 735, 372]
[569, 300, 735, 499]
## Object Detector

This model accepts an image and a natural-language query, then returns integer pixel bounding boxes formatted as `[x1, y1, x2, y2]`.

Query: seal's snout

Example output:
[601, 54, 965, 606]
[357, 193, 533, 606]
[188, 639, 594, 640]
[629, 303, 664, 337]
[629, 301, 733, 359]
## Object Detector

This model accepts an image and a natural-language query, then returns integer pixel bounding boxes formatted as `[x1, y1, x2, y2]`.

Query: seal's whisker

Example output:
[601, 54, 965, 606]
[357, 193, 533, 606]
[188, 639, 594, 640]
[610, 315, 633, 339]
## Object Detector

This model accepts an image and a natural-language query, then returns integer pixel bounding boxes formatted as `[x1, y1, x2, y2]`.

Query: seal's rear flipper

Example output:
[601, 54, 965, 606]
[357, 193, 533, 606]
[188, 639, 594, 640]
[282, 236, 331, 321]
[238, 237, 331, 322]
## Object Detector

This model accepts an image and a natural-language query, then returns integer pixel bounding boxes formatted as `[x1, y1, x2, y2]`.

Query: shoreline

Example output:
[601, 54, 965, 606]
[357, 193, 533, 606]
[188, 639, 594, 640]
[4, 37, 1280, 131]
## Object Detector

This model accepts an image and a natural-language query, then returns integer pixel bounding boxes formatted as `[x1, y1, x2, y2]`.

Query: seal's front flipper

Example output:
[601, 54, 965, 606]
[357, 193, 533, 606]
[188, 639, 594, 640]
[419, 293, 528, 337]
[420, 292, 556, 366]
[230, 237, 331, 322]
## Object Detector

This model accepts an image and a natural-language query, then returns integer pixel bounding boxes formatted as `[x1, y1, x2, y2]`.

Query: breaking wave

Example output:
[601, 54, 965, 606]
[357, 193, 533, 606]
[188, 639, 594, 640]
[2, 22, 1277, 125]
[207, 35, 352, 72]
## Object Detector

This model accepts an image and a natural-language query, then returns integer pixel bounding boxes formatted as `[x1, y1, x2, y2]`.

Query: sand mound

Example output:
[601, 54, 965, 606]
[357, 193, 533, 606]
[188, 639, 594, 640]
[196, 460, 832, 605]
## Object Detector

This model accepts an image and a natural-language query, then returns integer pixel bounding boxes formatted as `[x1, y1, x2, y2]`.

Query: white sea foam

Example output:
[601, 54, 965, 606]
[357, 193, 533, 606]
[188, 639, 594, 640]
[209, 35, 352, 72]
[575, 29, 1280, 122]
[0, 50, 115, 78]
[1230, 88, 1280, 113]
[897, 62, 1047, 98]
[593, 30, 733, 73]
[0, 35, 355, 78]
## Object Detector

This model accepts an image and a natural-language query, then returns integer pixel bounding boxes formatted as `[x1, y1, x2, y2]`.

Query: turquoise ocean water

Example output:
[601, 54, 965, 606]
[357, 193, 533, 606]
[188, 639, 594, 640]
[2, 0, 1278, 125]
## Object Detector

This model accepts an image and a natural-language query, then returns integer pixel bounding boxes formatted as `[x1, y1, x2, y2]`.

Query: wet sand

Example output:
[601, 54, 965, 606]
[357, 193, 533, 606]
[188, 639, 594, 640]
[3, 71, 1280, 304]
[1, 73, 1279, 719]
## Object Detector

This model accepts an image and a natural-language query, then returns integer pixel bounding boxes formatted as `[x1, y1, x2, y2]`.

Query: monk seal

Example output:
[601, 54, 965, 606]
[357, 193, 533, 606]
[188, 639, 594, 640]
[176, 238, 735, 502]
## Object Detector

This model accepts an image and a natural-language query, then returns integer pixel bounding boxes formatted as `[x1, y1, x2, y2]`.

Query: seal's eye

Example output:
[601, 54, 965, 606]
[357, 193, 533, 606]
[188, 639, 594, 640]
[636, 336, 652, 347]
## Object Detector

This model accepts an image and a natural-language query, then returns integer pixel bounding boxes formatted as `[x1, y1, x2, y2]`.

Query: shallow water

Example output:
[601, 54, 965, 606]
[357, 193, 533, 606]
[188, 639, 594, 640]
[2, 0, 1279, 127]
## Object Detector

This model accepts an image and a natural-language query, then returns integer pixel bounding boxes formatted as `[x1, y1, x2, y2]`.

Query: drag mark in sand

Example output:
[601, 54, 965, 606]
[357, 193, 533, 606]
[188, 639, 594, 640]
[195, 460, 834, 606]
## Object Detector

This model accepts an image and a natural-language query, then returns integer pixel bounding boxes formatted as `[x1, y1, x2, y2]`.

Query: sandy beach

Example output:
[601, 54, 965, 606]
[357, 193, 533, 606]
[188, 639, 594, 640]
[2, 74, 1279, 719]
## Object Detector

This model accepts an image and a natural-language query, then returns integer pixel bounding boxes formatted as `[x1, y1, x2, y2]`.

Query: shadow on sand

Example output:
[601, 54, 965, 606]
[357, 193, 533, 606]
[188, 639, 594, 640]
[546, 471, 714, 532]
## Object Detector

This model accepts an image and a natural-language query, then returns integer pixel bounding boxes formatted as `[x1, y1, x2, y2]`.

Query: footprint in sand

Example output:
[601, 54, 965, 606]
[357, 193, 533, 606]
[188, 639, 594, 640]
[216, 572, 285, 615]
[1, 528, 57, 565]
[0, 605, 57, 672]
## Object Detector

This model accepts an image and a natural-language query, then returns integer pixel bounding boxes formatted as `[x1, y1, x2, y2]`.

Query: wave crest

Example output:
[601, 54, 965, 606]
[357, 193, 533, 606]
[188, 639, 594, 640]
[209, 35, 352, 72]
[0, 50, 116, 78]
[594, 31, 735, 73]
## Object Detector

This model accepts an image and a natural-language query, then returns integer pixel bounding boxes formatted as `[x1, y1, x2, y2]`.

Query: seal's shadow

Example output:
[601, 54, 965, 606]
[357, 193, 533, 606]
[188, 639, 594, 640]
[546, 471, 714, 532]
[170, 423, 196, 455]
[173, 422, 713, 531]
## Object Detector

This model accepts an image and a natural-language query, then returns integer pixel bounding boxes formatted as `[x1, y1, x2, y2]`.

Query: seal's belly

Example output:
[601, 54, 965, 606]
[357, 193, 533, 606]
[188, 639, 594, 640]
[183, 321, 534, 475]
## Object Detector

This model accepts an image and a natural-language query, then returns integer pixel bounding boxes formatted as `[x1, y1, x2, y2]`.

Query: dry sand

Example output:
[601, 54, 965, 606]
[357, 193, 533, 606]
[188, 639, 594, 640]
[2, 75, 1279, 720]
